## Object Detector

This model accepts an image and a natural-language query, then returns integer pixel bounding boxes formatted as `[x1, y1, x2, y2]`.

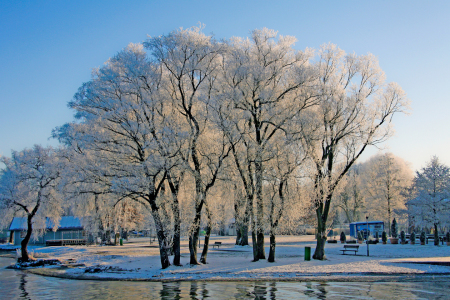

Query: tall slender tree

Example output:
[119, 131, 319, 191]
[144, 26, 231, 265]
[297, 44, 409, 260]
[218, 28, 317, 260]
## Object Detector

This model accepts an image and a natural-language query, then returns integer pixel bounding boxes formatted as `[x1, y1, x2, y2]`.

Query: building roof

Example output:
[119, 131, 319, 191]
[349, 221, 385, 225]
[9, 216, 83, 231]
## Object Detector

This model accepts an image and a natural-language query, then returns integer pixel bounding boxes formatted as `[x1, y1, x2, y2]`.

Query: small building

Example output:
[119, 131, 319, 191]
[226, 218, 237, 236]
[349, 221, 384, 239]
[9, 216, 86, 246]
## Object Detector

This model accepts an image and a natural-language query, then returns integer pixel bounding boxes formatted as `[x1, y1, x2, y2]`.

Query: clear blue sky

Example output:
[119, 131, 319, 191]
[1, 0, 449, 172]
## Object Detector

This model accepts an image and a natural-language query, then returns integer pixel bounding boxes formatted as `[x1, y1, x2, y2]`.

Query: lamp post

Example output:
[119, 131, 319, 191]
[366, 215, 369, 257]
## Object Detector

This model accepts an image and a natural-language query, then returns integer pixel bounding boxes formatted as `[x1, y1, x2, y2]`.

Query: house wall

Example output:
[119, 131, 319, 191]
[11, 229, 84, 246]
[12, 230, 45, 246]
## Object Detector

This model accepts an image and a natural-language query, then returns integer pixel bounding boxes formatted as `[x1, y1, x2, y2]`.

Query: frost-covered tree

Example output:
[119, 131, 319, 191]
[361, 152, 413, 236]
[54, 43, 186, 269]
[264, 140, 305, 262]
[0, 146, 63, 262]
[335, 165, 366, 223]
[297, 44, 409, 260]
[144, 26, 231, 265]
[217, 28, 317, 260]
[407, 156, 450, 245]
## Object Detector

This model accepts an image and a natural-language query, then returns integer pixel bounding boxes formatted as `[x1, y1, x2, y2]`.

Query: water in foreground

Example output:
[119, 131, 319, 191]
[1, 257, 449, 299]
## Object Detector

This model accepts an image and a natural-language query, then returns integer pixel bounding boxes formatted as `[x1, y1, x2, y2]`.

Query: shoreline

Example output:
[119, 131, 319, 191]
[24, 267, 450, 282]
[3, 235, 450, 282]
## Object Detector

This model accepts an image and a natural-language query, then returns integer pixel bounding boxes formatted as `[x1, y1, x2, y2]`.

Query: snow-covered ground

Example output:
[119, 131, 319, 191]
[4, 235, 450, 281]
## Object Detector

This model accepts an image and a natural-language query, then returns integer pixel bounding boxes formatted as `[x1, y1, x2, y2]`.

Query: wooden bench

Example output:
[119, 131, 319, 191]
[340, 245, 359, 255]
[212, 241, 222, 249]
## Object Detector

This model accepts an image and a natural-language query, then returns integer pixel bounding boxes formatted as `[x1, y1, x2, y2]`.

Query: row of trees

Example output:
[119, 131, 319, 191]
[408, 156, 450, 239]
[334, 152, 413, 235]
[0, 26, 409, 266]
[334, 154, 450, 240]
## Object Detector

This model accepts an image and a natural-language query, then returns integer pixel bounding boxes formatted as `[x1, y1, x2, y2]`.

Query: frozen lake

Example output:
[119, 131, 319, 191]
[1, 257, 449, 299]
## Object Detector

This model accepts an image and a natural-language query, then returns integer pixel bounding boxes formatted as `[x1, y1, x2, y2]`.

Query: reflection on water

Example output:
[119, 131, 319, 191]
[19, 273, 30, 300]
[1, 257, 449, 299]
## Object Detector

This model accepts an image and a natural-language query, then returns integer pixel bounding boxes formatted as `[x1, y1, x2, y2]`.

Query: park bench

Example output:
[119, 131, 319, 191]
[212, 241, 222, 249]
[340, 244, 359, 255]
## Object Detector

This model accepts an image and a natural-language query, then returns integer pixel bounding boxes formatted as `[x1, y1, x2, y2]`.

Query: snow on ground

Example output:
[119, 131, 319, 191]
[4, 235, 450, 281]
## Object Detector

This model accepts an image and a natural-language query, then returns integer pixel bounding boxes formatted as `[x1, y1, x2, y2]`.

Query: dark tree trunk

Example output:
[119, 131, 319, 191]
[268, 232, 276, 262]
[238, 223, 249, 246]
[255, 158, 265, 260]
[256, 226, 265, 260]
[189, 227, 200, 265]
[147, 181, 171, 269]
[172, 220, 181, 266]
[235, 195, 242, 245]
[200, 224, 211, 264]
[168, 176, 182, 266]
[434, 224, 439, 246]
[239, 196, 252, 246]
[151, 212, 171, 269]
[313, 198, 330, 260]
[267, 179, 286, 263]
[156, 234, 171, 269]
[251, 220, 259, 262]
[235, 225, 241, 245]
[200, 204, 213, 264]
[20, 215, 34, 262]
[313, 212, 327, 260]
[313, 233, 327, 260]
[189, 201, 203, 265]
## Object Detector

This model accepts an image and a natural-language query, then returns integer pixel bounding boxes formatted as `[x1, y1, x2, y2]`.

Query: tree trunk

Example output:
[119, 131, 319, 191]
[188, 201, 203, 265]
[267, 179, 286, 263]
[255, 157, 265, 260]
[251, 215, 259, 261]
[167, 173, 183, 266]
[20, 215, 34, 262]
[156, 232, 171, 269]
[234, 196, 241, 245]
[268, 232, 276, 262]
[200, 203, 213, 264]
[189, 227, 200, 265]
[313, 232, 327, 260]
[239, 195, 252, 246]
[238, 223, 249, 246]
[313, 208, 327, 260]
[434, 223, 439, 246]
[251, 229, 258, 261]
[152, 212, 171, 269]
[248, 194, 258, 261]
[170, 194, 181, 265]
[235, 225, 241, 245]
[387, 205, 391, 237]
[200, 224, 211, 264]
[172, 219, 181, 266]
